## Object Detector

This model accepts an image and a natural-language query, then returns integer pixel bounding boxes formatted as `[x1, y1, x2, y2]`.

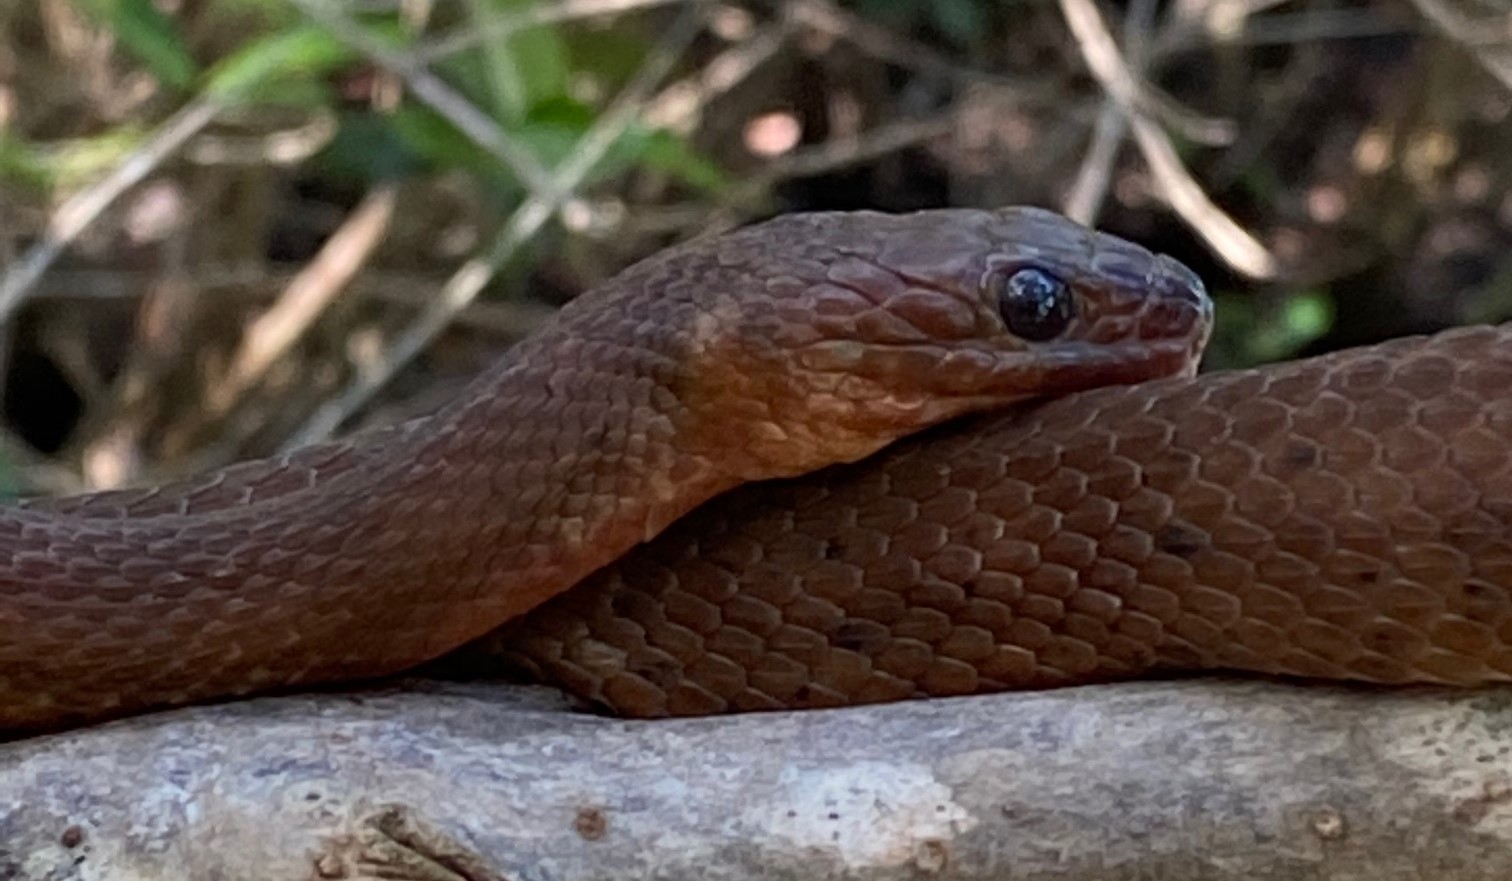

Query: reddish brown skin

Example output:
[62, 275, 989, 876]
[0, 207, 1209, 731]
[481, 324, 1512, 716]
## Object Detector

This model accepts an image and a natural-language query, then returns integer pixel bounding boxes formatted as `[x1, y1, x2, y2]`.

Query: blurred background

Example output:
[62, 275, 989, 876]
[1, 0, 1509, 496]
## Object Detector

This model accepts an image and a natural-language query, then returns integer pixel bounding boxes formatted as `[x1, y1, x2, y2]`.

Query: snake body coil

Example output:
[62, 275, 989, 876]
[489, 324, 1512, 715]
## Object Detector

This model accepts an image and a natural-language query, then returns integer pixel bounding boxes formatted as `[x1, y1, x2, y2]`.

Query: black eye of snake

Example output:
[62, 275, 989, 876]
[993, 267, 1075, 341]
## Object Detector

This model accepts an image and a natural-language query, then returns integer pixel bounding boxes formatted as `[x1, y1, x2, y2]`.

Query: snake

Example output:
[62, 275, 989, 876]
[11, 205, 1508, 731]
[0, 207, 1212, 731]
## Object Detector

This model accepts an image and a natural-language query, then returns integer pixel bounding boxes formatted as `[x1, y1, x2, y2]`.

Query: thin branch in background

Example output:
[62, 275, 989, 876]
[644, 17, 792, 132]
[1056, 0, 1236, 148]
[30, 267, 557, 337]
[292, 0, 559, 199]
[0, 97, 222, 326]
[621, 109, 970, 241]
[1063, 0, 1160, 224]
[1406, 0, 1512, 92]
[182, 109, 339, 166]
[202, 0, 426, 430]
[1129, 111, 1281, 276]
[1058, 0, 1279, 279]
[1153, 7, 1426, 57]
[1063, 104, 1130, 225]
[284, 4, 710, 448]
[747, 112, 958, 189]
[1204, 25, 1330, 191]
[785, 0, 1047, 93]
[80, 219, 198, 490]
[415, 0, 690, 63]
[207, 185, 398, 418]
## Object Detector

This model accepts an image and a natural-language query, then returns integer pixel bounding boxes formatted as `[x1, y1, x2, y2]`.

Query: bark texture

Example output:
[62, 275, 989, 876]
[3, 679, 1512, 880]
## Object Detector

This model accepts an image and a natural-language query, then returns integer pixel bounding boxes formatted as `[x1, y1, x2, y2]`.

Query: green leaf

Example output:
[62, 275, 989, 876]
[0, 137, 54, 191]
[204, 23, 368, 101]
[0, 128, 148, 192]
[314, 112, 427, 184]
[1280, 292, 1333, 344]
[80, 0, 199, 89]
[513, 95, 593, 158]
[430, 51, 503, 117]
[386, 104, 521, 186]
[1209, 289, 1334, 368]
[498, 13, 569, 112]
[444, 0, 569, 122]
[508, 99, 727, 192]
[560, 26, 654, 87]
[631, 130, 729, 193]
[462, 0, 526, 121]
[379, 92, 725, 196]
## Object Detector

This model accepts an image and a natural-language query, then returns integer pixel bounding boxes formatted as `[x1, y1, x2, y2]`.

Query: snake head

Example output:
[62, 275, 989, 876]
[559, 206, 1212, 482]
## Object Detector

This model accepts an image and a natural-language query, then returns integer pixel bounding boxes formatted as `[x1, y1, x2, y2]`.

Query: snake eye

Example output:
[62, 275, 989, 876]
[993, 267, 1075, 341]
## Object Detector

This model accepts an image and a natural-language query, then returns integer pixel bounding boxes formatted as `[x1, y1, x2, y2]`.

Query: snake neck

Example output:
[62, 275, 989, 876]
[362, 344, 733, 628]
[0, 332, 738, 728]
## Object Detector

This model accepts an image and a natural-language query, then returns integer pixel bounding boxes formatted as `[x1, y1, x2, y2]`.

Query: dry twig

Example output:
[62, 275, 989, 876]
[1405, 0, 1512, 92]
[286, 4, 710, 447]
[0, 98, 222, 326]
[416, 0, 691, 63]
[208, 185, 399, 418]
[292, 0, 558, 198]
[1058, 0, 1279, 279]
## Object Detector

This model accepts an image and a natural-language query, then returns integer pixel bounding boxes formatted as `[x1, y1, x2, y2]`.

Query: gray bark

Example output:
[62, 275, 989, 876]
[2, 678, 1511, 880]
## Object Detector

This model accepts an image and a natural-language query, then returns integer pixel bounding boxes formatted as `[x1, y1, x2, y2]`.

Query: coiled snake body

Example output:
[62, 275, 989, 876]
[489, 323, 1512, 715]
[6, 206, 1506, 730]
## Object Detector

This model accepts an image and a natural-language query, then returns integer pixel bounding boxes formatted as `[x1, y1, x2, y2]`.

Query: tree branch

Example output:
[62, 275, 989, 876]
[4, 679, 1511, 879]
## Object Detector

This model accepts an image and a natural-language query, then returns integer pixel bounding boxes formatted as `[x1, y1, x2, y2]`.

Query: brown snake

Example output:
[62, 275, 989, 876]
[0, 207, 1211, 731]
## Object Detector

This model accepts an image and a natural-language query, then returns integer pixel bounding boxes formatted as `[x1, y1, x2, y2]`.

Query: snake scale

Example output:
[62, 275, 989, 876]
[5, 204, 1505, 730]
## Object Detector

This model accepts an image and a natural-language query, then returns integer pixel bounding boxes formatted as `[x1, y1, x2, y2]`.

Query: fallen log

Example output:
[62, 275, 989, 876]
[2, 678, 1511, 880]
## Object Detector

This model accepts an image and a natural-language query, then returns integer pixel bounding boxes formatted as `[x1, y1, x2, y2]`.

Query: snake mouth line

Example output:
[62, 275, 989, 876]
[789, 331, 1204, 403]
